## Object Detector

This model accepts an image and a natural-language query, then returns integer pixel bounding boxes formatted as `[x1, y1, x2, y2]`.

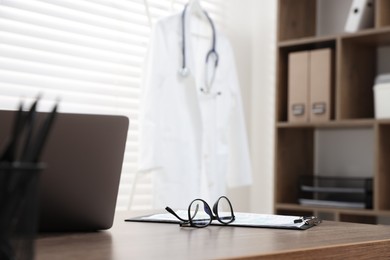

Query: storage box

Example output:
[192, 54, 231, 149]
[298, 176, 373, 209]
[374, 83, 390, 119]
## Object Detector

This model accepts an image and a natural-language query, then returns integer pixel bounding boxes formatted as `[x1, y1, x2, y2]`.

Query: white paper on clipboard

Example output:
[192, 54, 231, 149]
[126, 211, 321, 230]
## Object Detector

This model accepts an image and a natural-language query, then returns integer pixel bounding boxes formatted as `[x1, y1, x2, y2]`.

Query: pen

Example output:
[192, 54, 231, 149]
[23, 101, 58, 163]
[1, 101, 24, 162]
[20, 97, 40, 162]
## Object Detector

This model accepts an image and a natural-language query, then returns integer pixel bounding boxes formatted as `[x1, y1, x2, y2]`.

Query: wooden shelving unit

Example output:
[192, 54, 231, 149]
[274, 0, 390, 224]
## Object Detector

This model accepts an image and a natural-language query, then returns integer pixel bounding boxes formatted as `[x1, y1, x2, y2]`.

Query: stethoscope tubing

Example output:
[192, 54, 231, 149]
[180, 4, 219, 86]
[203, 10, 218, 68]
[180, 6, 188, 74]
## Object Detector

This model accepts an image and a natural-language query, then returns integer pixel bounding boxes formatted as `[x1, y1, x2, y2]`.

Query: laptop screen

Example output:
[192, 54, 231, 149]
[0, 111, 129, 232]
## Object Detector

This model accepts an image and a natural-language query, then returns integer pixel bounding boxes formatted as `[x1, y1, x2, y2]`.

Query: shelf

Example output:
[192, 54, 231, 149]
[377, 119, 390, 125]
[278, 35, 337, 48]
[276, 119, 376, 129]
[341, 26, 390, 45]
[278, 26, 390, 47]
[276, 119, 390, 128]
[276, 203, 390, 217]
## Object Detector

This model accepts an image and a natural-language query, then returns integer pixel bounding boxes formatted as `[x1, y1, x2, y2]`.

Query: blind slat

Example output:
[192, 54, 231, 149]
[0, 21, 148, 58]
[0, 12, 150, 48]
[0, 32, 145, 66]
[0, 57, 141, 87]
[0, 44, 143, 77]
[0, 70, 141, 94]
[1, 0, 151, 35]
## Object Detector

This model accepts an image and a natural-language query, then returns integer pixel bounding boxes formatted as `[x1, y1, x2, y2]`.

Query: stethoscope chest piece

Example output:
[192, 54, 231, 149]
[178, 67, 190, 77]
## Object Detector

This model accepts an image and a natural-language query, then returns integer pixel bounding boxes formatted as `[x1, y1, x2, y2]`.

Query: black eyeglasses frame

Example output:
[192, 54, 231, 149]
[165, 196, 235, 228]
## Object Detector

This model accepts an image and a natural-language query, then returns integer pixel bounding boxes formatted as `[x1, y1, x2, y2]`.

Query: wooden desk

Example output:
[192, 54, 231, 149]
[36, 211, 390, 259]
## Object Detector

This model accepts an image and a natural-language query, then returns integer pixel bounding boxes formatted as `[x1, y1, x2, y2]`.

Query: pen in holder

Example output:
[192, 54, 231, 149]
[0, 97, 58, 260]
[0, 162, 43, 260]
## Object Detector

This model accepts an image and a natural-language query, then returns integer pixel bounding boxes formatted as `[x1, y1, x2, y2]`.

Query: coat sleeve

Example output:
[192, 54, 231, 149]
[225, 41, 253, 187]
[138, 21, 168, 172]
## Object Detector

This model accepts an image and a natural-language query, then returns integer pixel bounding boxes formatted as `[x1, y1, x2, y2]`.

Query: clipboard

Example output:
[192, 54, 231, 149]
[125, 211, 321, 230]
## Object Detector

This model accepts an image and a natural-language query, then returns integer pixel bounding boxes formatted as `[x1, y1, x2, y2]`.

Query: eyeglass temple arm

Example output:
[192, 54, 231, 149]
[165, 207, 187, 222]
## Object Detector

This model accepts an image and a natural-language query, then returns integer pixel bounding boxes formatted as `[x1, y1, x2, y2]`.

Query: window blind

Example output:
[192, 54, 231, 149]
[0, 0, 226, 211]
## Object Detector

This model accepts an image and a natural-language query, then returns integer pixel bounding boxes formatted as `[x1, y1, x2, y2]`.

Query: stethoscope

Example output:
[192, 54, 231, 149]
[178, 4, 221, 96]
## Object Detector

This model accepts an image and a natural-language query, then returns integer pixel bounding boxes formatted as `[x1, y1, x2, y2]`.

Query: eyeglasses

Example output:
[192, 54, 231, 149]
[165, 196, 235, 228]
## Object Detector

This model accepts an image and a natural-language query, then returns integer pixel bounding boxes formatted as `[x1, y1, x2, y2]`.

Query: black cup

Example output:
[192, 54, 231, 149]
[0, 163, 43, 260]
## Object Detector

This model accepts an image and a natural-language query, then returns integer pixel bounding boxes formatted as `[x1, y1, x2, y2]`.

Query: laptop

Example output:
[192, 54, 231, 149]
[0, 110, 129, 232]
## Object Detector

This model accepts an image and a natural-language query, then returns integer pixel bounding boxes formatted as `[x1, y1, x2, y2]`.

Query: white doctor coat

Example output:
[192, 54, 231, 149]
[139, 11, 252, 209]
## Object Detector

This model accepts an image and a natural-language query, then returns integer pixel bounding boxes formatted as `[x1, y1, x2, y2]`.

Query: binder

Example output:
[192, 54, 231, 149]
[125, 211, 321, 230]
[344, 0, 374, 33]
[288, 51, 310, 123]
[309, 48, 333, 122]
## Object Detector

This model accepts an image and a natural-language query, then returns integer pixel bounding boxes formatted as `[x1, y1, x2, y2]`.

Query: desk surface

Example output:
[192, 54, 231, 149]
[36, 211, 390, 260]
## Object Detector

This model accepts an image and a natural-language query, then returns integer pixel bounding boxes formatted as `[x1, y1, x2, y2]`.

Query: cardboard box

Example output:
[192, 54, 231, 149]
[374, 83, 390, 119]
[309, 48, 333, 122]
[288, 51, 310, 123]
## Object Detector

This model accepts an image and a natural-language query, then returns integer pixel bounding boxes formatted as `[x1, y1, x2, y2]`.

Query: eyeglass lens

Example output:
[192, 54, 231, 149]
[189, 200, 212, 227]
[214, 196, 234, 224]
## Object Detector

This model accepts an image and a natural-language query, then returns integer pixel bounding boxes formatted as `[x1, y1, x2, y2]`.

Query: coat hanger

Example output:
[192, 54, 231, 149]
[187, 0, 212, 38]
[188, 0, 208, 21]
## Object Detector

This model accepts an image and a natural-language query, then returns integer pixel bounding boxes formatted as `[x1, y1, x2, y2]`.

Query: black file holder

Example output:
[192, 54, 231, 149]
[0, 163, 43, 260]
[298, 176, 373, 209]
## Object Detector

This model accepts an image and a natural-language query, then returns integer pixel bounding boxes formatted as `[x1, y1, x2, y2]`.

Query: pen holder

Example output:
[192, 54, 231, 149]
[0, 163, 43, 260]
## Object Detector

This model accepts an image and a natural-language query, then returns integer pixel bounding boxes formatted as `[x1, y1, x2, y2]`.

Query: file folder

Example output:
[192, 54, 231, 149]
[288, 51, 310, 123]
[344, 0, 374, 33]
[309, 48, 333, 122]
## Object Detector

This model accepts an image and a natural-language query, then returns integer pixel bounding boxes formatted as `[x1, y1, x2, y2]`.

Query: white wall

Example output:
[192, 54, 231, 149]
[316, 0, 352, 36]
[224, 0, 276, 213]
[315, 128, 374, 178]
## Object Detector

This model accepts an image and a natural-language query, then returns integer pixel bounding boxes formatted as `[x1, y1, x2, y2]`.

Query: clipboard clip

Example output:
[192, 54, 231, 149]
[294, 216, 321, 226]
